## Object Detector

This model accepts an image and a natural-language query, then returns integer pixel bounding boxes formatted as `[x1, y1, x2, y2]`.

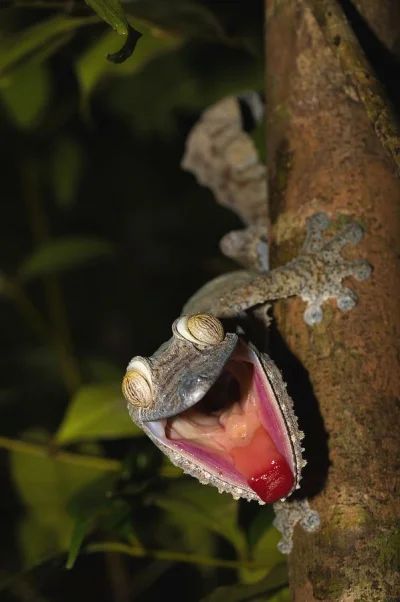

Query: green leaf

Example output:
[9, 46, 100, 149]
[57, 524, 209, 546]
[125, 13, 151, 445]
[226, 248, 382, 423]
[247, 504, 275, 550]
[10, 440, 117, 565]
[18, 236, 113, 280]
[67, 495, 142, 569]
[253, 525, 283, 565]
[66, 473, 125, 568]
[0, 15, 99, 80]
[240, 522, 283, 584]
[267, 588, 291, 602]
[83, 0, 145, 67]
[0, 61, 50, 130]
[51, 136, 84, 208]
[18, 513, 64, 568]
[84, 0, 128, 36]
[76, 24, 181, 106]
[76, 30, 120, 104]
[200, 563, 288, 602]
[56, 382, 141, 444]
[167, 514, 216, 559]
[68, 472, 118, 519]
[66, 517, 87, 569]
[147, 479, 247, 556]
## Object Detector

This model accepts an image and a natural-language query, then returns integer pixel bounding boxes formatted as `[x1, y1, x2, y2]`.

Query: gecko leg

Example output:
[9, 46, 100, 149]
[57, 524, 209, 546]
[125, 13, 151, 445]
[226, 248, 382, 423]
[273, 499, 320, 554]
[220, 223, 269, 272]
[205, 213, 372, 321]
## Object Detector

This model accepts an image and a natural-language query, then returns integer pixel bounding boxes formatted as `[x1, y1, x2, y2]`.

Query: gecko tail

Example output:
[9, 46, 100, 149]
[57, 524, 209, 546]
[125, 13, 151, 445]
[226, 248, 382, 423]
[180, 93, 268, 226]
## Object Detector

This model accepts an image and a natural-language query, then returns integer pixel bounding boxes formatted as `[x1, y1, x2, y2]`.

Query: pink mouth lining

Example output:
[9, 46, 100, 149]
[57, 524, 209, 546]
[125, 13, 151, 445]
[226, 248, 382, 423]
[148, 340, 296, 503]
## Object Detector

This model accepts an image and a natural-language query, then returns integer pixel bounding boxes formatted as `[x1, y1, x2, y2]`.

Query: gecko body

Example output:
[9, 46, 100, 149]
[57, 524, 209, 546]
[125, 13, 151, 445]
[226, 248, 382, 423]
[122, 95, 371, 553]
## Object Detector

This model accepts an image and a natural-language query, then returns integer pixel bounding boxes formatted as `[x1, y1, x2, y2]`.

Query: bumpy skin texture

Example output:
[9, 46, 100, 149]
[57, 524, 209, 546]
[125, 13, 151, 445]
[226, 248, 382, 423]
[124, 96, 371, 553]
[128, 338, 306, 504]
[184, 212, 371, 324]
[129, 332, 238, 423]
[181, 94, 268, 226]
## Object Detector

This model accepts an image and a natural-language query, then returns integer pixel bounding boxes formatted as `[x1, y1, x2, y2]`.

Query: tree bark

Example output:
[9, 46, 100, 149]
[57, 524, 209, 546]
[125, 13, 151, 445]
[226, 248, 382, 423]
[265, 0, 400, 600]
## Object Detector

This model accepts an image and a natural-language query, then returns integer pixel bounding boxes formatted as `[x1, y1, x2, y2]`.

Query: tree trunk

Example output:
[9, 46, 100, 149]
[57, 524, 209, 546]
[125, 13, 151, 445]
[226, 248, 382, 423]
[265, 0, 400, 600]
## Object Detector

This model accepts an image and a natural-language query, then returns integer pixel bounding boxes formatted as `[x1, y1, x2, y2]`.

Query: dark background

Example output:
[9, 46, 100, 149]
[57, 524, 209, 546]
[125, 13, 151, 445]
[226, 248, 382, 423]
[0, 2, 291, 601]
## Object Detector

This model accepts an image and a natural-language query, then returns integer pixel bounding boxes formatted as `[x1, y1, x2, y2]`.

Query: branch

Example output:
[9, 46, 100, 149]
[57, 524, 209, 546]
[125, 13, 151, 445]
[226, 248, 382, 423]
[307, 0, 400, 178]
[265, 0, 400, 599]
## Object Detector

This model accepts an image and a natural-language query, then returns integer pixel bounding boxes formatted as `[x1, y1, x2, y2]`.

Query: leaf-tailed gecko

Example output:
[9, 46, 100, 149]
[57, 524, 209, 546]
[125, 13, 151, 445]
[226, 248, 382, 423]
[122, 94, 371, 553]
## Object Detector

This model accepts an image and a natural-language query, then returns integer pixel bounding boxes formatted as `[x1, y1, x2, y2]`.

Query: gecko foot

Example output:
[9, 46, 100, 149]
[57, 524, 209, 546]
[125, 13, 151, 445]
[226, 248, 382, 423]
[220, 224, 269, 271]
[300, 214, 372, 326]
[273, 498, 320, 554]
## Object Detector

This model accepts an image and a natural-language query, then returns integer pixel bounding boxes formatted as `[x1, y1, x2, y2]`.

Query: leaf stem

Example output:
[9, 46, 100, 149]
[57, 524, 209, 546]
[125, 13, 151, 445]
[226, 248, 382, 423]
[1, 275, 51, 343]
[104, 552, 131, 602]
[0, 436, 180, 478]
[86, 541, 268, 571]
[12, 0, 87, 9]
[0, 435, 120, 470]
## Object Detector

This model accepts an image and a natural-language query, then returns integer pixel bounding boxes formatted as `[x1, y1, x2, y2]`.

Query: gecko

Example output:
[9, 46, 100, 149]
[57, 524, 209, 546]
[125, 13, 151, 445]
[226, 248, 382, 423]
[122, 94, 372, 553]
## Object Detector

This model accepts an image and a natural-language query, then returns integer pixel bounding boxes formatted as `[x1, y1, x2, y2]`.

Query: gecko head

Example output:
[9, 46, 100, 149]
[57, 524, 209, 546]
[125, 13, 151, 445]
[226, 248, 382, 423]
[122, 313, 305, 504]
[123, 314, 238, 421]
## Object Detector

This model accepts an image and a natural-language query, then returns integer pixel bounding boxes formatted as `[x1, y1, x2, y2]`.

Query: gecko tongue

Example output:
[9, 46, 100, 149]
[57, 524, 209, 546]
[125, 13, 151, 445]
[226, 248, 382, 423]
[230, 426, 294, 503]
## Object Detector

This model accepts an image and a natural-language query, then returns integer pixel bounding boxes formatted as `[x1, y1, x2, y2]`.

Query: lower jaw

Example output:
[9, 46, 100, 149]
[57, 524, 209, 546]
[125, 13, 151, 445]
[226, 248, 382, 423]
[155, 341, 297, 503]
[166, 424, 295, 503]
[230, 425, 295, 503]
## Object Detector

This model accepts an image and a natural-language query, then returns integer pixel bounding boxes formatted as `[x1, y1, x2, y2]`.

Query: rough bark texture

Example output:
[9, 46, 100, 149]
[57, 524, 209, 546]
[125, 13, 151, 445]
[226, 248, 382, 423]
[265, 0, 400, 600]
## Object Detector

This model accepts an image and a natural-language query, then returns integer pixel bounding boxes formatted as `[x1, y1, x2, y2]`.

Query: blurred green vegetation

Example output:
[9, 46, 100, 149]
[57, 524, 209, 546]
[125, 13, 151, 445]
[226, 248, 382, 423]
[0, 1, 289, 600]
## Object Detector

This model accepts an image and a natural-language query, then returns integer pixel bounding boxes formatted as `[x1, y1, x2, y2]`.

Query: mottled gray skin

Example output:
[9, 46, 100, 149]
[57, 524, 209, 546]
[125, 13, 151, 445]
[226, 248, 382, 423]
[184, 213, 371, 326]
[125, 96, 372, 553]
[130, 332, 238, 423]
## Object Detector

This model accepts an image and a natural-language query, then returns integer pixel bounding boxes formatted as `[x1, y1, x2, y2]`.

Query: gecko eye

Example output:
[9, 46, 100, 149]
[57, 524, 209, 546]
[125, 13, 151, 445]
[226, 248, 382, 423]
[122, 358, 153, 408]
[174, 314, 224, 346]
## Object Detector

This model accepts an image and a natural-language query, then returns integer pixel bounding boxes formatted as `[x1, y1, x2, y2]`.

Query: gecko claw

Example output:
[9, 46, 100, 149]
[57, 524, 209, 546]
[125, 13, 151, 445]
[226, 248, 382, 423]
[352, 259, 373, 281]
[337, 288, 358, 311]
[345, 223, 364, 245]
[300, 508, 320, 532]
[307, 212, 330, 231]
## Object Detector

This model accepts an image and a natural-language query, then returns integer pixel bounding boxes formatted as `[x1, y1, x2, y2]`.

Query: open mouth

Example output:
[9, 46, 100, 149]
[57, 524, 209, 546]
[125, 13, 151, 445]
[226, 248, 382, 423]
[147, 340, 299, 504]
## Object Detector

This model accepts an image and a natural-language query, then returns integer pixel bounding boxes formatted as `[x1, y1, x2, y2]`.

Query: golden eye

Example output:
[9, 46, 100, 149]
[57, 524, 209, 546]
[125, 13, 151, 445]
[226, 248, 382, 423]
[122, 366, 152, 408]
[187, 313, 224, 345]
